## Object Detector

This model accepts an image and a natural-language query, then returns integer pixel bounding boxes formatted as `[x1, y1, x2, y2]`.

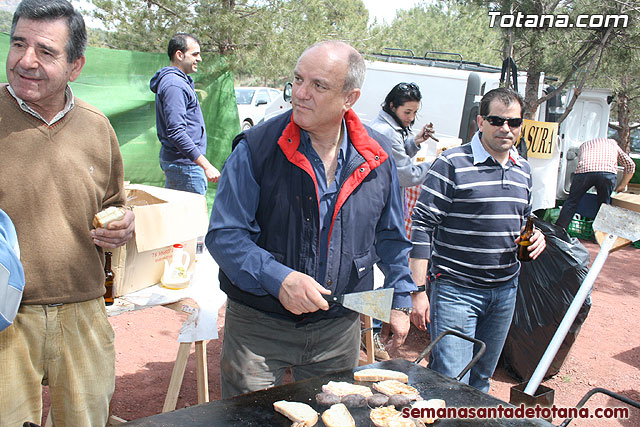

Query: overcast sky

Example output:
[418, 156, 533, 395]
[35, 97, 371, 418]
[362, 0, 424, 24]
[73, 0, 426, 27]
[3, 0, 425, 28]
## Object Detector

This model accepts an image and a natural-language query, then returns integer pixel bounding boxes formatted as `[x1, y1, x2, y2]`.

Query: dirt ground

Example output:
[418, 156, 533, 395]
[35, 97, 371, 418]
[42, 240, 639, 426]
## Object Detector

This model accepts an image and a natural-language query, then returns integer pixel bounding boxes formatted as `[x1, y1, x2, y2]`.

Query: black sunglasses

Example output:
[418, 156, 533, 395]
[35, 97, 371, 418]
[483, 115, 523, 128]
[397, 82, 419, 92]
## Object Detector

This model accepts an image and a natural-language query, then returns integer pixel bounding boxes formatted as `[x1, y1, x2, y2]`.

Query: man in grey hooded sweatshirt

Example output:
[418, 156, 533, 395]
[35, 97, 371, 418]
[150, 33, 219, 194]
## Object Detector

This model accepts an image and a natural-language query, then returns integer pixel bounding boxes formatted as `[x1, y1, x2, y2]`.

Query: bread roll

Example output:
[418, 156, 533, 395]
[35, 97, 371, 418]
[373, 380, 421, 400]
[93, 206, 126, 228]
[321, 403, 355, 427]
[370, 405, 413, 427]
[322, 381, 373, 397]
[273, 400, 318, 426]
[354, 368, 409, 383]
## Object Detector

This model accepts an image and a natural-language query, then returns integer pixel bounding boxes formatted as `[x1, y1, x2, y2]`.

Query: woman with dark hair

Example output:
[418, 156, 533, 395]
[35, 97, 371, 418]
[368, 83, 436, 360]
[371, 82, 435, 193]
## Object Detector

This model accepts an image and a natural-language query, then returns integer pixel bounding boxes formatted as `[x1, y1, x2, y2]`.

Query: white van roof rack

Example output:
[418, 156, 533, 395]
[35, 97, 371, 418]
[366, 48, 503, 74]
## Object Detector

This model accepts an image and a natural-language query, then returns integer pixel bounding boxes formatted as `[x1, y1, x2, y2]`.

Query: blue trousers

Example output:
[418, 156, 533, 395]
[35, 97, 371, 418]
[556, 171, 616, 229]
[429, 278, 517, 393]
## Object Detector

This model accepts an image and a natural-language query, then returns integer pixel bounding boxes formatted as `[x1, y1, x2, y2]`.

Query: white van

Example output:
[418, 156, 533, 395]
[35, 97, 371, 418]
[262, 50, 611, 210]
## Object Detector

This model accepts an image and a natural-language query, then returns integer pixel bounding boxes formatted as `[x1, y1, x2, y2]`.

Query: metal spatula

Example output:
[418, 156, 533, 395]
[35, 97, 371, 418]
[324, 288, 394, 323]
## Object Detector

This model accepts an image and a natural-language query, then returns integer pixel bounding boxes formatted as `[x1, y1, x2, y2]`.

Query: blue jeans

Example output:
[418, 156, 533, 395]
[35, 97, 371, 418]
[556, 171, 616, 229]
[160, 160, 207, 195]
[429, 278, 517, 393]
[372, 317, 383, 333]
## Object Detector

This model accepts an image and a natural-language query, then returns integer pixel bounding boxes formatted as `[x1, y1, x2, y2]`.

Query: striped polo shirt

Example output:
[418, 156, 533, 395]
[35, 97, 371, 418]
[410, 131, 532, 289]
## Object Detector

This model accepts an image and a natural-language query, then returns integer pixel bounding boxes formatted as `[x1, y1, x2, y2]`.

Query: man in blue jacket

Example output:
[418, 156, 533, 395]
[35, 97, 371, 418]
[150, 33, 219, 194]
[207, 41, 417, 398]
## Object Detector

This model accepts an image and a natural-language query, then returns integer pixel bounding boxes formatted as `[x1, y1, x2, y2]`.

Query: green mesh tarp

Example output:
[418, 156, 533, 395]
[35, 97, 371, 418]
[0, 32, 240, 210]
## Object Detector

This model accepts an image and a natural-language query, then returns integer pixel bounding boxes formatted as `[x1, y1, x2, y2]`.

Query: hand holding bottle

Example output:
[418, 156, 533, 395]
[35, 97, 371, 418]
[516, 217, 546, 261]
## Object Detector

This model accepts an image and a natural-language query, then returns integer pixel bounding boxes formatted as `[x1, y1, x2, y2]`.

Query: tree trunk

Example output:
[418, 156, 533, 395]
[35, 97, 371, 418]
[218, 0, 236, 55]
[523, 33, 543, 120]
[524, 69, 541, 120]
[617, 87, 631, 152]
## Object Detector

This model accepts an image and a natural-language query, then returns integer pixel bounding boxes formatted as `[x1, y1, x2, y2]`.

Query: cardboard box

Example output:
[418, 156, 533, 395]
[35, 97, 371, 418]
[112, 184, 209, 296]
[612, 192, 640, 214]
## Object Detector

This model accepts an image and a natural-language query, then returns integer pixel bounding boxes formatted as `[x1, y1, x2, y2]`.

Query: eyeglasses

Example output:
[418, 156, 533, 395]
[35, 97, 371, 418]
[483, 115, 523, 128]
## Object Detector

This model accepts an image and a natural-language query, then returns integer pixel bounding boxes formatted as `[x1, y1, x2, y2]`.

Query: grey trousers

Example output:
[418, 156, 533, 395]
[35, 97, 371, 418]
[220, 299, 361, 398]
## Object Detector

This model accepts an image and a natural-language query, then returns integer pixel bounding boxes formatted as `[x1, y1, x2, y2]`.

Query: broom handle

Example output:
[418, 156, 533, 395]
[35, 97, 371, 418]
[524, 234, 616, 396]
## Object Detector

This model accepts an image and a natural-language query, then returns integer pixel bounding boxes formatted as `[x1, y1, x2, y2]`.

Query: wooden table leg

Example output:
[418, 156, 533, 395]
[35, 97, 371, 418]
[162, 342, 191, 412]
[360, 315, 375, 365]
[160, 300, 212, 412]
[196, 341, 209, 403]
[108, 415, 127, 425]
[194, 340, 209, 404]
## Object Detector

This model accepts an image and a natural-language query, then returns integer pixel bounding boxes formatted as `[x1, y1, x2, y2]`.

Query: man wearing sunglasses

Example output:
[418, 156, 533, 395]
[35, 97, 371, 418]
[408, 87, 546, 393]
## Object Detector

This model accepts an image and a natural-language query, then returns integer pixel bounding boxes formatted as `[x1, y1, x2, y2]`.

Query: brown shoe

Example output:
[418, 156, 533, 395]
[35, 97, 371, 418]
[373, 333, 390, 361]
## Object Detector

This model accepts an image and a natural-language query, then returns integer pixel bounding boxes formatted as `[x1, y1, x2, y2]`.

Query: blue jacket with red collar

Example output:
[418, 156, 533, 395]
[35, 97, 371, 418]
[207, 110, 415, 323]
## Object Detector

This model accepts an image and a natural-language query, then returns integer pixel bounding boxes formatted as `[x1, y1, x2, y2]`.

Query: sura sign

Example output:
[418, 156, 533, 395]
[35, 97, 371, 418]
[522, 119, 558, 159]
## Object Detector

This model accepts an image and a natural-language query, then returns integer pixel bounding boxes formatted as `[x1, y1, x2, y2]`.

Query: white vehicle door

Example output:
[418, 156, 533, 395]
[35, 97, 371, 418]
[556, 88, 612, 199]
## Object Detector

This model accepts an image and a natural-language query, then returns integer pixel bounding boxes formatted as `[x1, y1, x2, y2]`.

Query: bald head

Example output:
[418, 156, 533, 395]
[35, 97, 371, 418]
[298, 41, 365, 93]
[291, 40, 364, 136]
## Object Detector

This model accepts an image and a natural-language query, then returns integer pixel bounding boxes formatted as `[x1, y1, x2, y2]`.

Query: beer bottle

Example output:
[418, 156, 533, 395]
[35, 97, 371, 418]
[517, 216, 535, 262]
[104, 251, 115, 306]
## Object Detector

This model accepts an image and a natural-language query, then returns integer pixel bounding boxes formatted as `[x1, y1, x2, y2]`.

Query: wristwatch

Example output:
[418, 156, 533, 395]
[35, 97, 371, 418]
[392, 307, 412, 315]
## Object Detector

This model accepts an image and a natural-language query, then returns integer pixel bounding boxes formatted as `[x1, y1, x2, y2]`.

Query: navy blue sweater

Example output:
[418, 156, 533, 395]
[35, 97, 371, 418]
[150, 67, 207, 165]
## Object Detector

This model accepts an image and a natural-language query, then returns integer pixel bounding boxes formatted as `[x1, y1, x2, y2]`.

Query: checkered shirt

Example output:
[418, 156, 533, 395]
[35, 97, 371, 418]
[404, 185, 422, 239]
[576, 138, 636, 175]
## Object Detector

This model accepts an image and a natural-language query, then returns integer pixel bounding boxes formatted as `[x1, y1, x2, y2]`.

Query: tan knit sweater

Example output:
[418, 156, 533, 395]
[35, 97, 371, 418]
[0, 85, 126, 304]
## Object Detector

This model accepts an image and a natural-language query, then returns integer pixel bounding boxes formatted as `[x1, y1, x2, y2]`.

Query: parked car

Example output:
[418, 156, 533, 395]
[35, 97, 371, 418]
[235, 87, 282, 131]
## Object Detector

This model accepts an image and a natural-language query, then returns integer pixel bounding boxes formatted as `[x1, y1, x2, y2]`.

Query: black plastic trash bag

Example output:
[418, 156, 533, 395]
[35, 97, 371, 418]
[502, 217, 592, 382]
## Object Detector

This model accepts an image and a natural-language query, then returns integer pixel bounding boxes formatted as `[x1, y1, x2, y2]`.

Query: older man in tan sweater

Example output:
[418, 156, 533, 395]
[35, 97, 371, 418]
[0, 1, 134, 425]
